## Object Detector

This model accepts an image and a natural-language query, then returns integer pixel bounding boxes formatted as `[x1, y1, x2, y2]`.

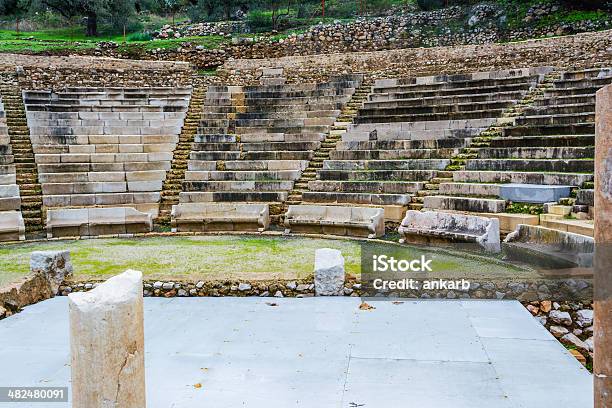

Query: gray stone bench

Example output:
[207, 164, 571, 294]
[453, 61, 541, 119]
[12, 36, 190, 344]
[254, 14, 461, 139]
[398, 210, 501, 252]
[284, 205, 385, 238]
[503, 224, 594, 268]
[46, 207, 153, 238]
[0, 211, 25, 241]
[171, 203, 269, 232]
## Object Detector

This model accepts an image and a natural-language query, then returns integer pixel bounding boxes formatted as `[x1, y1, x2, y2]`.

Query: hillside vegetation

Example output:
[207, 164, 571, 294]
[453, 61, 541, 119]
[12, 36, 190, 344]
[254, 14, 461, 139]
[0, 0, 609, 55]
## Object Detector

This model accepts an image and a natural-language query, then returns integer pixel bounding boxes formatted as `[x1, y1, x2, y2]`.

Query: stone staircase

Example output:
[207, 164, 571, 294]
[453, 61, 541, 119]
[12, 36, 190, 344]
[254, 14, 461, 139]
[286, 77, 371, 205]
[0, 74, 43, 235]
[157, 76, 207, 225]
[302, 68, 548, 221]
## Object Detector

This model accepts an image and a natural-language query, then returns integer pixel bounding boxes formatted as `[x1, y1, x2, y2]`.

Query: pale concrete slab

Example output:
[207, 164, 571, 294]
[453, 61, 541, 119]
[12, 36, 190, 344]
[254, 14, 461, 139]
[0, 298, 592, 408]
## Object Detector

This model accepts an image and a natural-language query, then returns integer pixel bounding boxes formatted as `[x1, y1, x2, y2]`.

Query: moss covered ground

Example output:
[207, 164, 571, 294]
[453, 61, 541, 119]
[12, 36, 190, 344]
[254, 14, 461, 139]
[0, 235, 532, 286]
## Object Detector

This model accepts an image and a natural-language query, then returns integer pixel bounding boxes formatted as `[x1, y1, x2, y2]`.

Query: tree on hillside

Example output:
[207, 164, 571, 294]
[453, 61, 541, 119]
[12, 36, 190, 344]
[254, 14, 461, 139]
[161, 0, 186, 24]
[187, 0, 255, 21]
[33, 0, 137, 36]
[0, 0, 33, 32]
[266, 0, 291, 30]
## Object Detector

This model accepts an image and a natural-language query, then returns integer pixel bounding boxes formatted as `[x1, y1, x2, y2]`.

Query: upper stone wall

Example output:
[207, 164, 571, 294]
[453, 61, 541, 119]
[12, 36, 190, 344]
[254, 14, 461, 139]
[0, 54, 193, 90]
[219, 30, 612, 85]
[124, 5, 609, 70]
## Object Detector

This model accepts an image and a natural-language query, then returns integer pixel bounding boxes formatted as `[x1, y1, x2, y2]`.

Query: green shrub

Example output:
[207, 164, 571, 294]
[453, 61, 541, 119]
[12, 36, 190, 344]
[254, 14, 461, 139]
[247, 10, 273, 32]
[560, 0, 609, 10]
[417, 0, 446, 11]
[127, 31, 152, 42]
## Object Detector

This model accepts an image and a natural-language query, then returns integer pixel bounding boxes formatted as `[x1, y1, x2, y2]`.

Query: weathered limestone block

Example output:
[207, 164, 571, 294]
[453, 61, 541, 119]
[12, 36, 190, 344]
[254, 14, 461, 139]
[399, 210, 501, 253]
[69, 270, 145, 408]
[0, 211, 25, 241]
[30, 250, 73, 293]
[46, 207, 153, 238]
[284, 205, 385, 238]
[504, 224, 594, 269]
[314, 248, 345, 296]
[171, 202, 270, 232]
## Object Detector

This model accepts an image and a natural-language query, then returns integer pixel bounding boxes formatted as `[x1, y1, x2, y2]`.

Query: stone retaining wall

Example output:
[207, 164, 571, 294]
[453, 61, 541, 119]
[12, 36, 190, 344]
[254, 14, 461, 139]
[58, 276, 591, 302]
[0, 54, 193, 90]
[218, 29, 612, 85]
[527, 300, 594, 366]
[123, 6, 610, 70]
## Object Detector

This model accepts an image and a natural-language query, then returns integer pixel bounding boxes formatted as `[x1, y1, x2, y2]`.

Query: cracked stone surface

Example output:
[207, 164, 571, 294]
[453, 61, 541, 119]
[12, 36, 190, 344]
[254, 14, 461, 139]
[68, 270, 145, 408]
[0, 298, 593, 408]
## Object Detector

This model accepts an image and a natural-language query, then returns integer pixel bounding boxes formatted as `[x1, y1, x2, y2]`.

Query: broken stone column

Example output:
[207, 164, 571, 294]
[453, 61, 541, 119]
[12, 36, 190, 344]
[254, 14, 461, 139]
[30, 250, 73, 294]
[594, 83, 612, 408]
[314, 248, 345, 296]
[69, 270, 146, 408]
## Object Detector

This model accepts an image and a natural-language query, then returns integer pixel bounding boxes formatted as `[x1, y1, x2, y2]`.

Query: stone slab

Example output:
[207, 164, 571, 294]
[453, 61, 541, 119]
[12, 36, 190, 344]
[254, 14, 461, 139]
[476, 212, 539, 233]
[0, 298, 593, 408]
[540, 217, 595, 237]
[499, 184, 572, 204]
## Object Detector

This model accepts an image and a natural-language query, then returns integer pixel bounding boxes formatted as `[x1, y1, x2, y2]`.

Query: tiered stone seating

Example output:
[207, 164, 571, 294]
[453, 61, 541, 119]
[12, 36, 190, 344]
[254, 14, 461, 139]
[303, 68, 548, 220]
[180, 76, 360, 211]
[427, 68, 612, 213]
[0, 95, 24, 241]
[23, 87, 191, 219]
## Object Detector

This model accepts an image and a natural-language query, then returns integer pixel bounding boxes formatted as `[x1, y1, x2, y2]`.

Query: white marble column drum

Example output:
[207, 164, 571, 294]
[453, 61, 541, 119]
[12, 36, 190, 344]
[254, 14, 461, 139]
[68, 270, 146, 408]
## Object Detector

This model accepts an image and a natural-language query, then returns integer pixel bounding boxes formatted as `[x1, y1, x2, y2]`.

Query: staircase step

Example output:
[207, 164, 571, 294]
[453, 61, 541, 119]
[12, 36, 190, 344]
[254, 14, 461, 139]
[2, 75, 44, 230]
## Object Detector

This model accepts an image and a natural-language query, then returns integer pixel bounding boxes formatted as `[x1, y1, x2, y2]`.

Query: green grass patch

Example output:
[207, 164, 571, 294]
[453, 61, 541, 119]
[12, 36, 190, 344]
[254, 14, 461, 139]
[198, 68, 218, 76]
[0, 25, 228, 54]
[537, 9, 610, 27]
[0, 236, 361, 284]
[0, 235, 531, 286]
[122, 35, 227, 51]
[506, 202, 545, 215]
[0, 38, 98, 53]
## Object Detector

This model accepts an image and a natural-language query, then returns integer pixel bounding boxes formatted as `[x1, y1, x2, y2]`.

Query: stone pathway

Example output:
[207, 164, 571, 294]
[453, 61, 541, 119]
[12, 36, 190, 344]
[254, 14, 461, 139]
[0, 297, 592, 407]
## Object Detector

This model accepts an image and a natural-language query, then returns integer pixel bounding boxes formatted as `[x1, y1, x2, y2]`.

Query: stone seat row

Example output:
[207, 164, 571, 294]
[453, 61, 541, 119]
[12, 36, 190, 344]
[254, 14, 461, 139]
[26, 106, 186, 113]
[365, 90, 526, 107]
[26, 111, 186, 120]
[37, 201, 594, 270]
[25, 87, 192, 100]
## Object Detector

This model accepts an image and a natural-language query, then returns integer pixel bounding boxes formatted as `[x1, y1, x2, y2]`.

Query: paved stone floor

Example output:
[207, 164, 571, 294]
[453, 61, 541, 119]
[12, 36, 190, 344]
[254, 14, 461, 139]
[0, 297, 592, 408]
